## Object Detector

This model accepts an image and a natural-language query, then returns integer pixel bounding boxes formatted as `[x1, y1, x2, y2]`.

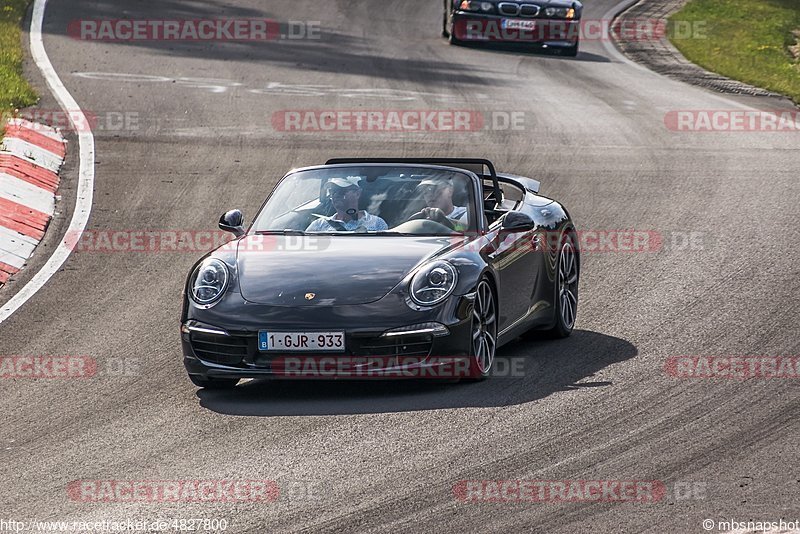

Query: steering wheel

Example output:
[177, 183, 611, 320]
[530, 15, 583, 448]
[407, 207, 456, 230]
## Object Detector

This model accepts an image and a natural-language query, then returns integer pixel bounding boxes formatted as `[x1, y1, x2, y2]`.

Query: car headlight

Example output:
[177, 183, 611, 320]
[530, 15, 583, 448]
[545, 7, 575, 18]
[190, 258, 229, 307]
[459, 0, 495, 12]
[409, 261, 458, 307]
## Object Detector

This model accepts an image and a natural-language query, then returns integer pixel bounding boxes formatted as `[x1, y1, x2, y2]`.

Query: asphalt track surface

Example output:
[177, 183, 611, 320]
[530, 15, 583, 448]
[2, 0, 799, 532]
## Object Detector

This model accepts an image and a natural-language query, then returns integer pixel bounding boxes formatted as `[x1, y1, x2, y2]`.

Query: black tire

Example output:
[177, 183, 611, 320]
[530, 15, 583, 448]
[189, 375, 239, 389]
[442, 0, 450, 37]
[448, 27, 462, 46]
[446, 1, 463, 45]
[545, 233, 579, 338]
[466, 278, 498, 380]
[561, 40, 579, 57]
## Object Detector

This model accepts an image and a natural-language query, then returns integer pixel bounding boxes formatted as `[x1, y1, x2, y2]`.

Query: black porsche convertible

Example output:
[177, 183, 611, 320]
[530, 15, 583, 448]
[181, 158, 579, 388]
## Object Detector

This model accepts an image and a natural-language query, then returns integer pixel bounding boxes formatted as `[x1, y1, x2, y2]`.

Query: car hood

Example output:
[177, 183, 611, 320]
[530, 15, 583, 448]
[535, 0, 579, 8]
[236, 235, 456, 306]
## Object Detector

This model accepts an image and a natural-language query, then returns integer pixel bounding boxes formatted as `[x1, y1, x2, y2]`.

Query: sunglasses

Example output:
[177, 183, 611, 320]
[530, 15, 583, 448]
[329, 187, 359, 199]
[419, 184, 444, 195]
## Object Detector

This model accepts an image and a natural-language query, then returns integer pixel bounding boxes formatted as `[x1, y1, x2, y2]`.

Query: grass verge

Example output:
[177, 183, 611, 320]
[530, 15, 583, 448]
[1, 0, 38, 132]
[669, 0, 800, 104]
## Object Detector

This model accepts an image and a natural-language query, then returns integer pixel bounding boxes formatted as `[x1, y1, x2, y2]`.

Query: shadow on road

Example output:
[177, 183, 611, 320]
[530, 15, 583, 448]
[197, 329, 636, 416]
[452, 41, 611, 63]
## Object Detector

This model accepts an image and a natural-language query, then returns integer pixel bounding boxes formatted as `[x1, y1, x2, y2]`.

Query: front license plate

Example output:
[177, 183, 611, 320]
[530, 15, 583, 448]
[501, 19, 536, 30]
[258, 331, 345, 352]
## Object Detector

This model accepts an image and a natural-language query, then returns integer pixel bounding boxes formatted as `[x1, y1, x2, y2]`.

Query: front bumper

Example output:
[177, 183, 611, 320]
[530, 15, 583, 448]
[182, 293, 475, 380]
[452, 12, 580, 46]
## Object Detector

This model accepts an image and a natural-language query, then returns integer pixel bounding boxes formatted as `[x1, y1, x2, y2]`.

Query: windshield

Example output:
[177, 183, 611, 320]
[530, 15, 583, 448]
[251, 166, 477, 235]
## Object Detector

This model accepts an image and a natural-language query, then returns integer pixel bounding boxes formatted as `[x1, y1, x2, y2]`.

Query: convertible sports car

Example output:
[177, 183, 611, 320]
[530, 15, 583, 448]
[181, 158, 579, 388]
[442, 0, 583, 56]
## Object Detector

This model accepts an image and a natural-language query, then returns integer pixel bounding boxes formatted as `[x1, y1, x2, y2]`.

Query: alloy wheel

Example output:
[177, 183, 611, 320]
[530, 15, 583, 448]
[471, 279, 497, 375]
[558, 240, 578, 330]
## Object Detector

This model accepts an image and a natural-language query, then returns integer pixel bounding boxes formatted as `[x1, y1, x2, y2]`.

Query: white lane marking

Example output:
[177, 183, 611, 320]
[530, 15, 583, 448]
[0, 0, 95, 323]
[1, 137, 63, 173]
[600, 0, 655, 74]
[0, 226, 37, 269]
[0, 172, 55, 214]
[600, 0, 755, 112]
[73, 72, 172, 83]
[7, 118, 64, 141]
[72, 71, 467, 101]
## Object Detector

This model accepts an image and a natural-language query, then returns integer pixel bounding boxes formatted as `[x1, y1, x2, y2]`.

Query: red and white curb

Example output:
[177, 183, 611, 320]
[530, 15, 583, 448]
[0, 118, 66, 287]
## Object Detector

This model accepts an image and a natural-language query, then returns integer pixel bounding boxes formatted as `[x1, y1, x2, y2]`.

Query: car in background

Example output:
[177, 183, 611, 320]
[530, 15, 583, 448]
[442, 0, 583, 56]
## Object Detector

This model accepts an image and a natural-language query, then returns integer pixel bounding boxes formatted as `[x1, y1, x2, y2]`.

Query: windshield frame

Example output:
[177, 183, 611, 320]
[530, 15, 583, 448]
[246, 163, 485, 236]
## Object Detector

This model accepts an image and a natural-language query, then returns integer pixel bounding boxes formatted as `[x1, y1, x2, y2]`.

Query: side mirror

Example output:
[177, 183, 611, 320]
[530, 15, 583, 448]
[219, 209, 245, 237]
[500, 211, 535, 233]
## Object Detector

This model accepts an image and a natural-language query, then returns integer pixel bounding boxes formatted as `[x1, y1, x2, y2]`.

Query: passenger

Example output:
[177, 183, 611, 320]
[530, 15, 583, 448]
[306, 176, 388, 232]
[411, 176, 468, 230]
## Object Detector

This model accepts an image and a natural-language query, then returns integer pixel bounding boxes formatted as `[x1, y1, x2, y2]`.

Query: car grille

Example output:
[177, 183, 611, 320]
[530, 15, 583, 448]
[498, 2, 541, 17]
[189, 332, 250, 365]
[498, 2, 520, 15]
[352, 334, 434, 359]
[191, 332, 434, 368]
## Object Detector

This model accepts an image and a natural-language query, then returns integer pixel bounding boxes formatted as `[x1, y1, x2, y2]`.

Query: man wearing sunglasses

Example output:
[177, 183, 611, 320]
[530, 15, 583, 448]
[306, 176, 388, 232]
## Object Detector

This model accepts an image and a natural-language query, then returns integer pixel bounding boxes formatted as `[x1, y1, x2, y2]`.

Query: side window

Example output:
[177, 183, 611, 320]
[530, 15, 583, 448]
[498, 182, 524, 210]
[481, 178, 504, 226]
[482, 179, 526, 227]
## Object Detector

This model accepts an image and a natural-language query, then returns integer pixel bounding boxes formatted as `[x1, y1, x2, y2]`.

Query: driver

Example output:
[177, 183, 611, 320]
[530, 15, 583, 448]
[412, 176, 468, 230]
[306, 176, 388, 232]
